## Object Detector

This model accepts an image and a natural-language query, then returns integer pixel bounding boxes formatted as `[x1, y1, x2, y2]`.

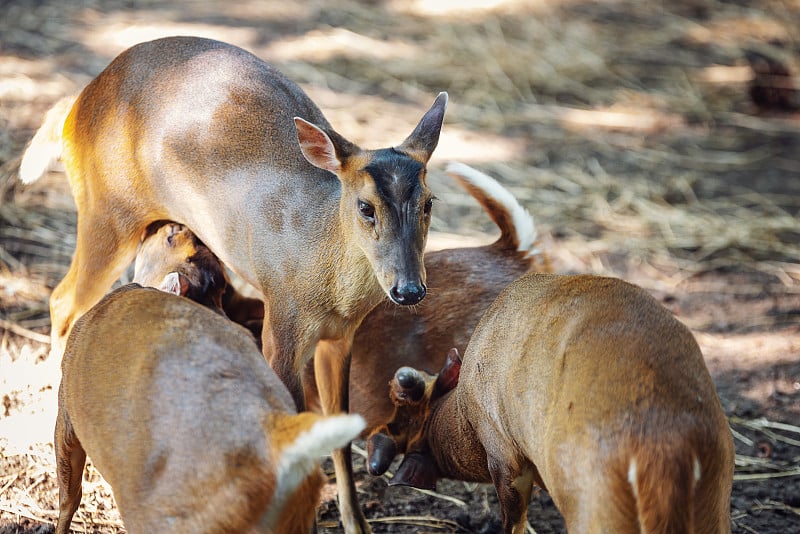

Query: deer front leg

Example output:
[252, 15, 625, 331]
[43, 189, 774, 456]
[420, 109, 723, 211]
[315, 338, 371, 534]
[261, 298, 310, 411]
[50, 213, 142, 357]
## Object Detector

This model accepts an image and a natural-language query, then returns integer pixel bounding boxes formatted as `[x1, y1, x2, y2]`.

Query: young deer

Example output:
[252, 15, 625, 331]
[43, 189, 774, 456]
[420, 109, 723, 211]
[367, 273, 735, 533]
[21, 36, 446, 533]
[304, 162, 551, 433]
[133, 221, 265, 342]
[54, 239, 366, 533]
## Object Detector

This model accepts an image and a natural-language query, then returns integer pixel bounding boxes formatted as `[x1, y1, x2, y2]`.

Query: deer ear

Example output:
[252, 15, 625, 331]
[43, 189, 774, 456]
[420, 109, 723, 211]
[389, 452, 439, 490]
[210, 287, 226, 313]
[432, 348, 461, 399]
[398, 92, 448, 163]
[163, 222, 184, 245]
[295, 117, 340, 172]
[159, 272, 189, 296]
[294, 118, 359, 174]
[366, 432, 397, 476]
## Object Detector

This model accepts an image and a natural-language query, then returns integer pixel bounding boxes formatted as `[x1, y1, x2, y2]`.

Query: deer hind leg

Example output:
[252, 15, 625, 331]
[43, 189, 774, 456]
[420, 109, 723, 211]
[54, 410, 87, 534]
[50, 214, 142, 357]
[314, 338, 371, 534]
[553, 456, 639, 534]
[488, 456, 535, 534]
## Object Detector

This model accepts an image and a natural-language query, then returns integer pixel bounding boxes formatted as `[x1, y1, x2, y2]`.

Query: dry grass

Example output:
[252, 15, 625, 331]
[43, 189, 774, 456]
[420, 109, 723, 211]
[1, 0, 799, 532]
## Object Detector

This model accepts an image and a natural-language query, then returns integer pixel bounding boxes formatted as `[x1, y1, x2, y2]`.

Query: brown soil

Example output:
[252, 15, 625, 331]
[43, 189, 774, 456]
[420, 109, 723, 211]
[1, 1, 799, 533]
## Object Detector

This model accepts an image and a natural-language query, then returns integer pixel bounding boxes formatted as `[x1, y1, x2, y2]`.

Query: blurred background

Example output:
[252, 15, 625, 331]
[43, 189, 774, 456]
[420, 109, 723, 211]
[1, 1, 798, 532]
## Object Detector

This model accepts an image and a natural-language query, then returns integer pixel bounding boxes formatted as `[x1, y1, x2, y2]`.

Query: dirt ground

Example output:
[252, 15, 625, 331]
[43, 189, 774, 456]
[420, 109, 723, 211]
[1, 0, 799, 532]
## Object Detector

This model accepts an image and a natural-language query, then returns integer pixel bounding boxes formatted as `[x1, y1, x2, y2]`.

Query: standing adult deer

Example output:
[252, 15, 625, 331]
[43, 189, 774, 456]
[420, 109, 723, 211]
[20, 36, 446, 532]
[368, 273, 735, 533]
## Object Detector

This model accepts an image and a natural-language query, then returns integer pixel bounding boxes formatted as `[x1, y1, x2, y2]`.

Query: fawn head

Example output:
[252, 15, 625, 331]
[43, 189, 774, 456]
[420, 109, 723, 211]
[366, 348, 462, 488]
[133, 222, 228, 311]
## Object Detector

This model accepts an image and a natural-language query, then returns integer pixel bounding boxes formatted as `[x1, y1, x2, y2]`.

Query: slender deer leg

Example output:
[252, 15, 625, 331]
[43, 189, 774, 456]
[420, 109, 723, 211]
[50, 215, 141, 356]
[489, 459, 534, 534]
[261, 297, 310, 411]
[315, 338, 371, 534]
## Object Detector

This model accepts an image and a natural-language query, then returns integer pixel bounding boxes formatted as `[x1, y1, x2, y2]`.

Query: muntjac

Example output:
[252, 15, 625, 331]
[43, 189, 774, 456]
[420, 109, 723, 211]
[22, 36, 447, 532]
[54, 231, 365, 533]
[367, 273, 735, 533]
[133, 221, 265, 342]
[305, 162, 550, 433]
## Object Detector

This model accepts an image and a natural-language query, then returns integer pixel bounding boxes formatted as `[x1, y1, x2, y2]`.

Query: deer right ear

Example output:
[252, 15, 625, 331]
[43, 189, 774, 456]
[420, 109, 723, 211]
[294, 118, 357, 174]
[432, 348, 461, 399]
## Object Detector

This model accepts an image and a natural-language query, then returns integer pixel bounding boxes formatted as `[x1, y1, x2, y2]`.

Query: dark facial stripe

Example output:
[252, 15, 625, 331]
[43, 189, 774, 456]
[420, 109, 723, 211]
[364, 149, 426, 239]
[364, 148, 425, 205]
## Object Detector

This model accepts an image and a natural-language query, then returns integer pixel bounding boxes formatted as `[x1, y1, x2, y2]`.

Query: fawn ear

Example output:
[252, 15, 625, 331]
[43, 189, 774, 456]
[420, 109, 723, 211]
[389, 452, 439, 490]
[432, 348, 461, 400]
[366, 432, 397, 476]
[159, 272, 189, 296]
[209, 287, 226, 313]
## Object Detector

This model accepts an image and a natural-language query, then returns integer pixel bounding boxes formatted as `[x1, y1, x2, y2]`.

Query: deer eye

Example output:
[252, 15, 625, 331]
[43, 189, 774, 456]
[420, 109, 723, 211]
[358, 200, 375, 221]
[423, 197, 434, 216]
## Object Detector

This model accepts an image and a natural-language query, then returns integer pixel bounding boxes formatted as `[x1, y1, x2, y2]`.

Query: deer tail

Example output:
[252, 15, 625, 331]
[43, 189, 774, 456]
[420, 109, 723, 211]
[445, 162, 538, 257]
[19, 95, 76, 184]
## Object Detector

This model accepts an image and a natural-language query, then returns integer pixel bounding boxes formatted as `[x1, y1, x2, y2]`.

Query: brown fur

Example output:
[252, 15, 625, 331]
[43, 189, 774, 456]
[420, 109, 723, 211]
[134, 221, 264, 341]
[368, 273, 735, 534]
[273, 466, 327, 534]
[23, 36, 446, 533]
[54, 286, 363, 534]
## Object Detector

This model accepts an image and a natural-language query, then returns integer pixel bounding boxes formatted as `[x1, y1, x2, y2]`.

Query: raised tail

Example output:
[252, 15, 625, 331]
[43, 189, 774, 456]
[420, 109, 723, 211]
[445, 162, 538, 256]
[19, 95, 76, 184]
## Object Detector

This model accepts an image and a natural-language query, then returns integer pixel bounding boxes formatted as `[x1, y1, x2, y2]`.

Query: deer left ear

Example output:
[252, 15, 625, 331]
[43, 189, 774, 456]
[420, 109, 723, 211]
[432, 347, 461, 399]
[159, 272, 189, 296]
[398, 92, 448, 163]
[389, 452, 439, 490]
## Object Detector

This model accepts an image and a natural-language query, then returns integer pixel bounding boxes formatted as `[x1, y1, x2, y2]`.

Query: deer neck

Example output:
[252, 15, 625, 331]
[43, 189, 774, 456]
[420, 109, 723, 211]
[426, 392, 493, 483]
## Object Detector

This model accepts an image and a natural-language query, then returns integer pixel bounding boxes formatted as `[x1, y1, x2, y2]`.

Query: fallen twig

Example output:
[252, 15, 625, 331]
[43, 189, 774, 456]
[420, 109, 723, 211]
[0, 318, 50, 344]
[733, 468, 800, 481]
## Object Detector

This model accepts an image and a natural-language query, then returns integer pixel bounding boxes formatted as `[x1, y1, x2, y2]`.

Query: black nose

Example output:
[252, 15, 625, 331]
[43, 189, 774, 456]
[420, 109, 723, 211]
[390, 282, 426, 306]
